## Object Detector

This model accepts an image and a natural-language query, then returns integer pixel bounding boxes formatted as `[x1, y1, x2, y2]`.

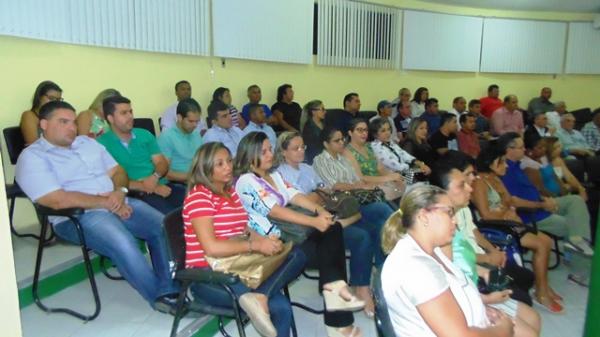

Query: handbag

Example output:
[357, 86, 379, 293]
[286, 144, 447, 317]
[314, 189, 361, 219]
[350, 188, 386, 205]
[206, 240, 293, 289]
[268, 205, 316, 244]
[378, 181, 405, 201]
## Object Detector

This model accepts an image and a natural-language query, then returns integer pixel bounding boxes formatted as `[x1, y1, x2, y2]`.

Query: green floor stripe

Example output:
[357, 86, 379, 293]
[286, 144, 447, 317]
[191, 317, 231, 337]
[18, 255, 104, 309]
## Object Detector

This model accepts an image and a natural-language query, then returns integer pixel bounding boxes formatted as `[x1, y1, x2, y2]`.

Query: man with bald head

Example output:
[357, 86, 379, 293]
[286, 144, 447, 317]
[490, 94, 524, 136]
[528, 87, 555, 117]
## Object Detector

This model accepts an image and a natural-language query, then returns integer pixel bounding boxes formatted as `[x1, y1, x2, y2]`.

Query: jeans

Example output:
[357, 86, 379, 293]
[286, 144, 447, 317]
[343, 201, 394, 286]
[53, 198, 177, 306]
[190, 246, 306, 337]
[140, 182, 186, 214]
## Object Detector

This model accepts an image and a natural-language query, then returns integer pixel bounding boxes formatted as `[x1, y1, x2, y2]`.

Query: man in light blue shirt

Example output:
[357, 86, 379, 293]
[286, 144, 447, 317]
[243, 103, 277, 151]
[556, 113, 594, 156]
[158, 98, 203, 183]
[15, 100, 178, 312]
[203, 100, 244, 156]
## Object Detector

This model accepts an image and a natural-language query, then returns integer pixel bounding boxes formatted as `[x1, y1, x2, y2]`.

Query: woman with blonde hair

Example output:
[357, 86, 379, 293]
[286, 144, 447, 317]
[76, 88, 121, 137]
[381, 184, 513, 337]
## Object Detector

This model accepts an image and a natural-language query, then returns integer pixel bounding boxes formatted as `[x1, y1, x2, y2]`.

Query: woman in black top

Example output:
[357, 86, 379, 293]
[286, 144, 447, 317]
[401, 118, 436, 167]
[302, 100, 326, 164]
[271, 84, 302, 132]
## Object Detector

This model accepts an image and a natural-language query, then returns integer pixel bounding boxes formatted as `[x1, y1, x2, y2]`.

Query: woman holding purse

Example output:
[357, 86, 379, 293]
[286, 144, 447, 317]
[183, 142, 306, 337]
[343, 119, 405, 203]
[276, 130, 393, 318]
[235, 131, 365, 337]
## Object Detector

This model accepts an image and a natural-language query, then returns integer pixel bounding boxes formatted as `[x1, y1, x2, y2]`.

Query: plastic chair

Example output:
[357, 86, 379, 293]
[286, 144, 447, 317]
[571, 108, 592, 131]
[163, 208, 298, 337]
[133, 118, 156, 135]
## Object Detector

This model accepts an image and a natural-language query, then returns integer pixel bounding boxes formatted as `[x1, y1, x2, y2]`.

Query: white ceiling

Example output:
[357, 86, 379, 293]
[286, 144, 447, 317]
[419, 0, 600, 13]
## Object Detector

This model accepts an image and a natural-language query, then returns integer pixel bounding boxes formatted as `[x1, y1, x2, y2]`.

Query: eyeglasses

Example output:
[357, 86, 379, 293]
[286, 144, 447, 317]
[45, 94, 63, 102]
[427, 205, 455, 218]
[289, 145, 307, 152]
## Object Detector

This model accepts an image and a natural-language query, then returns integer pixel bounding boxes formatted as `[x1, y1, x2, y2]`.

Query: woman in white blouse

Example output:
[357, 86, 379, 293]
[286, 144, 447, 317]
[410, 87, 429, 117]
[369, 118, 431, 177]
[381, 184, 513, 337]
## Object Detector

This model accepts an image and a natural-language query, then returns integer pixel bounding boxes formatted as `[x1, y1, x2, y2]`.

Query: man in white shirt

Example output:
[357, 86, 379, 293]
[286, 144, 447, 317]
[545, 101, 566, 131]
[449, 96, 467, 131]
[370, 100, 400, 143]
[160, 80, 207, 133]
[243, 103, 277, 151]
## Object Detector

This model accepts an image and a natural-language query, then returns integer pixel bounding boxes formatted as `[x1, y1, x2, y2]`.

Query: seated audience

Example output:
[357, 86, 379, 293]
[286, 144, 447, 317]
[421, 98, 441, 135]
[183, 142, 305, 337]
[524, 112, 553, 138]
[431, 153, 541, 334]
[527, 87, 555, 117]
[157, 98, 203, 184]
[468, 99, 491, 136]
[234, 131, 365, 337]
[211, 87, 246, 129]
[302, 100, 326, 164]
[393, 100, 412, 141]
[381, 184, 514, 337]
[98, 95, 186, 214]
[16, 101, 178, 312]
[370, 118, 431, 175]
[457, 113, 481, 158]
[271, 84, 302, 132]
[545, 101, 566, 131]
[545, 137, 588, 200]
[410, 87, 428, 117]
[521, 135, 566, 197]
[277, 131, 393, 317]
[344, 119, 405, 195]
[324, 92, 361, 136]
[480, 84, 503, 119]
[449, 96, 467, 121]
[243, 103, 277, 151]
[76, 88, 120, 138]
[491, 95, 524, 136]
[556, 113, 594, 157]
[203, 100, 244, 157]
[369, 100, 399, 143]
[160, 80, 207, 133]
[401, 118, 436, 168]
[429, 112, 458, 156]
[498, 132, 593, 256]
[390, 87, 411, 119]
[241, 84, 275, 125]
[472, 145, 562, 313]
[581, 108, 600, 152]
[21, 80, 63, 146]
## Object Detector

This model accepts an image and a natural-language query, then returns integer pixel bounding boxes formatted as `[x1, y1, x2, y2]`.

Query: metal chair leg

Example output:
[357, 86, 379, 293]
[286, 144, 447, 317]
[548, 237, 562, 270]
[283, 286, 298, 337]
[223, 285, 246, 337]
[32, 215, 101, 321]
[100, 256, 125, 280]
[170, 282, 190, 337]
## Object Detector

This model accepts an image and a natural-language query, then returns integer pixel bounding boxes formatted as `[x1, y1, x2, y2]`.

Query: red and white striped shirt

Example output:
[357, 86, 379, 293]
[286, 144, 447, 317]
[182, 184, 248, 268]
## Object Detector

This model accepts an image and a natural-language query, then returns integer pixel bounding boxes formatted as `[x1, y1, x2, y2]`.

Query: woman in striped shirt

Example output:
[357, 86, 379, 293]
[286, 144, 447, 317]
[182, 142, 306, 337]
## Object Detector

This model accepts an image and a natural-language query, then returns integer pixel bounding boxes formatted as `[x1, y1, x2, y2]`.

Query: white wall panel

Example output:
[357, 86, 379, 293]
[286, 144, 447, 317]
[402, 10, 482, 72]
[480, 18, 567, 74]
[212, 0, 313, 64]
[565, 22, 600, 74]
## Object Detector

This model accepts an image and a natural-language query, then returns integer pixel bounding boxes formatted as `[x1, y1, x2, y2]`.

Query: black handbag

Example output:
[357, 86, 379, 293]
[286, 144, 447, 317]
[314, 189, 361, 219]
[350, 188, 386, 205]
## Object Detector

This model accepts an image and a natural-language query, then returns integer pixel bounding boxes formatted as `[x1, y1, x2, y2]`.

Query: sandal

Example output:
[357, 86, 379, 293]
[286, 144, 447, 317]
[326, 325, 362, 337]
[323, 280, 365, 312]
[534, 295, 564, 314]
[239, 293, 277, 337]
[549, 288, 563, 302]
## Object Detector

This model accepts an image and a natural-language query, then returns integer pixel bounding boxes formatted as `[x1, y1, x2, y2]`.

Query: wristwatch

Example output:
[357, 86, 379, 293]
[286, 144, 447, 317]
[119, 186, 129, 194]
[152, 171, 162, 179]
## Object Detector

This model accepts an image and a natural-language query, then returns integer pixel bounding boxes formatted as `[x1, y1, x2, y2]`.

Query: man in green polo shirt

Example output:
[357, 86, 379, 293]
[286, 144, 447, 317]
[158, 98, 203, 183]
[97, 95, 185, 214]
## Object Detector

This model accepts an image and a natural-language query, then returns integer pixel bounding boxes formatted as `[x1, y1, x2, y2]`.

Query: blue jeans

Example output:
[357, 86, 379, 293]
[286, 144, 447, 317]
[190, 246, 306, 337]
[140, 182, 186, 214]
[343, 201, 393, 286]
[52, 198, 177, 306]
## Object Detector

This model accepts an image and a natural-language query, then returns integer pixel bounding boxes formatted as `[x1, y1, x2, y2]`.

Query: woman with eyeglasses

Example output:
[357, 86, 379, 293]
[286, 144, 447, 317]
[76, 88, 121, 138]
[370, 118, 431, 178]
[302, 100, 326, 164]
[234, 131, 365, 337]
[312, 126, 395, 317]
[343, 119, 405, 201]
[381, 184, 513, 337]
[20, 80, 63, 146]
[471, 144, 562, 314]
